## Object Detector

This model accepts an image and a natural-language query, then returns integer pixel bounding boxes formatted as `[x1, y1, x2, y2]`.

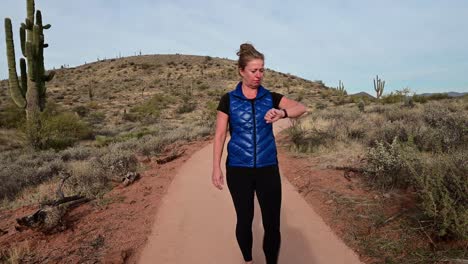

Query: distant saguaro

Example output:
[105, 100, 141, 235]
[373, 75, 385, 99]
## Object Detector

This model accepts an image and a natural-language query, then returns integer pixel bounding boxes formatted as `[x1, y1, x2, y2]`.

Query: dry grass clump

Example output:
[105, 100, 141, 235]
[0, 241, 31, 264]
[0, 150, 64, 201]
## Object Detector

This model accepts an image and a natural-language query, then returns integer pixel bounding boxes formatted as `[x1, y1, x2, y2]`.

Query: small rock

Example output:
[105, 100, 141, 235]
[325, 199, 333, 204]
[122, 172, 140, 187]
[383, 193, 391, 199]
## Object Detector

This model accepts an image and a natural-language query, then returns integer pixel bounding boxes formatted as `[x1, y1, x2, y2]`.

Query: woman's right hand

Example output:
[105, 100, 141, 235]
[212, 167, 224, 190]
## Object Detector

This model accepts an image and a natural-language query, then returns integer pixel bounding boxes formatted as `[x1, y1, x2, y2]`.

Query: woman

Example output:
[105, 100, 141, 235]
[212, 43, 307, 264]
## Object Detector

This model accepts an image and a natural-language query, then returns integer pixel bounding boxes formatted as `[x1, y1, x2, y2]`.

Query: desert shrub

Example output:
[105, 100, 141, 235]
[66, 160, 109, 198]
[403, 96, 415, 108]
[85, 111, 106, 125]
[346, 120, 367, 140]
[127, 94, 175, 123]
[366, 104, 388, 114]
[39, 112, 93, 150]
[97, 147, 138, 180]
[381, 92, 404, 104]
[412, 94, 428, 103]
[60, 145, 96, 161]
[426, 93, 450, 101]
[287, 119, 335, 153]
[72, 105, 89, 117]
[364, 139, 416, 189]
[357, 99, 365, 112]
[200, 101, 218, 128]
[383, 107, 420, 123]
[412, 125, 448, 152]
[368, 120, 409, 146]
[0, 151, 64, 201]
[176, 95, 196, 114]
[315, 102, 327, 110]
[138, 136, 167, 156]
[198, 84, 209, 90]
[419, 103, 467, 151]
[0, 102, 26, 129]
[409, 151, 468, 239]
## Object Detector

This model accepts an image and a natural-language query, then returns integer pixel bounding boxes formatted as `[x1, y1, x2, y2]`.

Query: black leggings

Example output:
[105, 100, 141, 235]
[226, 165, 282, 264]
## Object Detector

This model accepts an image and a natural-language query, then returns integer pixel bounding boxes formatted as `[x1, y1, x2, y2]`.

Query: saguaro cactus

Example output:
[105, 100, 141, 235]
[337, 80, 346, 96]
[373, 75, 385, 99]
[4, 0, 55, 147]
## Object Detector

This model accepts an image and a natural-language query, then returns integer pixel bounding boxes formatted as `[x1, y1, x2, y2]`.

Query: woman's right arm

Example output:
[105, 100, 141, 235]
[212, 111, 229, 190]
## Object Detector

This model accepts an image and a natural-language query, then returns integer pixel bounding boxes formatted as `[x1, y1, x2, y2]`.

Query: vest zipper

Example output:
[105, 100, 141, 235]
[251, 100, 257, 168]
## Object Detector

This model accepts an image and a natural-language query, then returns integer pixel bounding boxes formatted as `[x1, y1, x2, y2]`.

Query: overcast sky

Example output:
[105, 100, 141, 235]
[1, 0, 467, 95]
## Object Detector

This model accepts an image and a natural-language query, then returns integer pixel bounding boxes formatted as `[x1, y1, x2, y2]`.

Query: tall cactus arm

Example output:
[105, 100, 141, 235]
[20, 25, 26, 56]
[20, 58, 28, 98]
[5, 18, 26, 108]
[43, 71, 55, 82]
[27, 0, 35, 25]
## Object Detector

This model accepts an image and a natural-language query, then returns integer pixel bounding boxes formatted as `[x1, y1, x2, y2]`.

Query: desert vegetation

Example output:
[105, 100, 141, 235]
[286, 96, 467, 262]
[0, 52, 327, 209]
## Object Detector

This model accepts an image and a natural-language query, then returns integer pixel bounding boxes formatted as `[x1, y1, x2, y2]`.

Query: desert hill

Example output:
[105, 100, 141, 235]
[1, 54, 330, 129]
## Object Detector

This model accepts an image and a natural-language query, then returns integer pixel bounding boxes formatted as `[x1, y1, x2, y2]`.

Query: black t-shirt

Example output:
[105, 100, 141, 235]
[217, 92, 284, 115]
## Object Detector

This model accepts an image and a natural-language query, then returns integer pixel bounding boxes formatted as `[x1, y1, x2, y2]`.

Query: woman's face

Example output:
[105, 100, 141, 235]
[240, 59, 264, 88]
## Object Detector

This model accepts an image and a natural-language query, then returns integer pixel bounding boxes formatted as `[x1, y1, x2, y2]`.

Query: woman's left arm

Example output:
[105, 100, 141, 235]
[278, 96, 307, 118]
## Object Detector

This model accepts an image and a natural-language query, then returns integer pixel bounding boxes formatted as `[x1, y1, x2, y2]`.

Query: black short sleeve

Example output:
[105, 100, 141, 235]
[271, 92, 284, 109]
[217, 93, 230, 115]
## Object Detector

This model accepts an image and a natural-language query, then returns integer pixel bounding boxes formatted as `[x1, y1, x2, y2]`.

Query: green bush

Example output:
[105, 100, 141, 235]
[64, 159, 113, 198]
[410, 151, 468, 239]
[127, 94, 175, 123]
[381, 92, 405, 104]
[364, 139, 416, 189]
[0, 102, 26, 129]
[85, 111, 106, 125]
[176, 95, 196, 114]
[287, 120, 334, 153]
[40, 112, 93, 150]
[420, 104, 467, 152]
[357, 99, 365, 112]
[72, 105, 90, 117]
[97, 147, 138, 180]
[368, 121, 409, 146]
[315, 102, 327, 110]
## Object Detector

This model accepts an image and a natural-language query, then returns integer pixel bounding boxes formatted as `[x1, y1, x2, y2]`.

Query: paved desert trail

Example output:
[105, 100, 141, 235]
[139, 119, 362, 264]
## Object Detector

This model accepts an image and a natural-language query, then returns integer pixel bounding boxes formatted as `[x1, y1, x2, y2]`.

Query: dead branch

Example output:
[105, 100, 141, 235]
[328, 165, 365, 173]
[55, 171, 72, 200]
[440, 259, 468, 264]
[375, 209, 408, 228]
[16, 196, 90, 234]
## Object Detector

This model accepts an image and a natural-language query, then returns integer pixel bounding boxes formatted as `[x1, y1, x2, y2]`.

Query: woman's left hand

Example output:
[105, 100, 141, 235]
[264, 108, 284, 123]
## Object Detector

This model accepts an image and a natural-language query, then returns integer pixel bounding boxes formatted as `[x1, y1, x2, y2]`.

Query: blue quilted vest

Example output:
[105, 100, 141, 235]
[227, 82, 278, 168]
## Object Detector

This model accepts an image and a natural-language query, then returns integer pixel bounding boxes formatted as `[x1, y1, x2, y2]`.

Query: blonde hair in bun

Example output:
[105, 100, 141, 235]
[237, 43, 264, 71]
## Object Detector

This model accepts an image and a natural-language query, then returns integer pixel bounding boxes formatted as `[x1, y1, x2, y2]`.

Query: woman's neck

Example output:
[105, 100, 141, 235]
[242, 83, 258, 99]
